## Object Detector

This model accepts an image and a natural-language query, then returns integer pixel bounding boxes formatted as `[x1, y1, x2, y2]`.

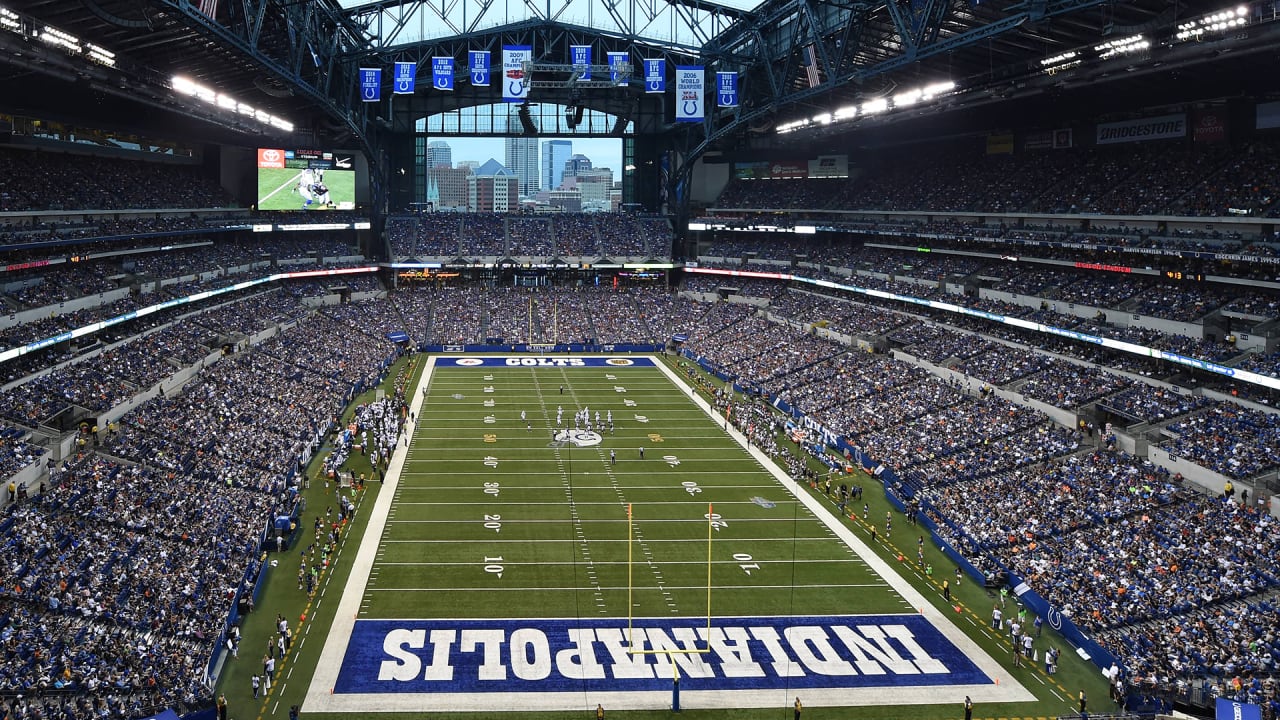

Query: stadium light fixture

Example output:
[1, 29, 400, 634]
[777, 82, 952, 135]
[920, 81, 956, 99]
[775, 118, 810, 134]
[1095, 35, 1149, 59]
[893, 89, 921, 107]
[1174, 6, 1249, 41]
[0, 7, 20, 32]
[40, 26, 81, 53]
[85, 43, 115, 67]
[171, 75, 293, 134]
[1040, 51, 1082, 75]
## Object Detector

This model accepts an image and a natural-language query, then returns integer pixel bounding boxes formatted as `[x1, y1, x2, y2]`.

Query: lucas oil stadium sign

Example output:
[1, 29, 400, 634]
[333, 615, 989, 694]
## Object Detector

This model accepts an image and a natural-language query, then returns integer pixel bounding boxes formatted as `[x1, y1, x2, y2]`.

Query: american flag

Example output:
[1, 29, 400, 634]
[802, 44, 820, 88]
[197, 0, 219, 19]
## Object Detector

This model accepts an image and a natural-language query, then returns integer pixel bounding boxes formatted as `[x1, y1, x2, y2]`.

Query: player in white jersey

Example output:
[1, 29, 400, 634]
[297, 168, 332, 209]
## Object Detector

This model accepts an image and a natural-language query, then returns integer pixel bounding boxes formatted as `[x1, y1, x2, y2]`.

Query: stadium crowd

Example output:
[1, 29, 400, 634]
[713, 138, 1280, 217]
[1, 139, 1279, 720]
[384, 212, 666, 258]
[0, 148, 234, 211]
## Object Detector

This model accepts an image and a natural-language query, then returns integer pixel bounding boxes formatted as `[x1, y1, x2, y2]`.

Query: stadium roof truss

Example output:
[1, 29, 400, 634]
[336, 0, 1181, 144]
[339, 0, 753, 54]
[4, 0, 1226, 217]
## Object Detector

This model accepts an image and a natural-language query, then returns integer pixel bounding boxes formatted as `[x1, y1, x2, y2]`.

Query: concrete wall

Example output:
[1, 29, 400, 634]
[1147, 445, 1240, 499]
[725, 294, 770, 308]
[0, 288, 132, 330]
[2, 458, 45, 506]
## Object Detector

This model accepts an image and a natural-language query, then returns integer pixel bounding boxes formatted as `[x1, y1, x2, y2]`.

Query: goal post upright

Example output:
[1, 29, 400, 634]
[625, 501, 714, 653]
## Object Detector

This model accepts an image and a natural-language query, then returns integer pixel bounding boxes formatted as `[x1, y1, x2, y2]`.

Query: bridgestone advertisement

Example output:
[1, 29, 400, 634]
[1095, 113, 1187, 145]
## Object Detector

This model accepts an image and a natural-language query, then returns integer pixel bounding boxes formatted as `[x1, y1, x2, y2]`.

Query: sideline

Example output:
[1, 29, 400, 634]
[303, 354, 438, 709]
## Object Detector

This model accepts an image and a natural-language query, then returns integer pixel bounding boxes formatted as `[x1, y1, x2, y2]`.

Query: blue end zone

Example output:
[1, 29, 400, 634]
[445, 357, 655, 368]
[335, 615, 990, 694]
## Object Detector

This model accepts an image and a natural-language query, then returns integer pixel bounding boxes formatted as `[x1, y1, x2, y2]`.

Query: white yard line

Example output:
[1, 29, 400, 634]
[258, 170, 303, 205]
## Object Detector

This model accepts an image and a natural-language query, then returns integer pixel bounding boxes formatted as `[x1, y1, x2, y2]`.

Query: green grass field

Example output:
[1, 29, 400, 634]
[367, 363, 908, 621]
[222, 355, 1113, 720]
[256, 166, 355, 211]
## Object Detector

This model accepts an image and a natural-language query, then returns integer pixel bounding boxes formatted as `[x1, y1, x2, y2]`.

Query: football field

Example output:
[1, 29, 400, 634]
[303, 356, 1031, 714]
[256, 166, 355, 211]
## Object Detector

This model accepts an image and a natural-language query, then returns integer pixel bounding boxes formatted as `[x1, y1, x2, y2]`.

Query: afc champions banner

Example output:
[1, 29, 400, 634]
[675, 66, 704, 122]
[469, 50, 490, 87]
[393, 62, 415, 95]
[570, 45, 592, 80]
[359, 67, 381, 102]
[644, 59, 665, 94]
[502, 45, 532, 102]
[607, 51, 628, 84]
[717, 71, 738, 108]
[432, 58, 454, 91]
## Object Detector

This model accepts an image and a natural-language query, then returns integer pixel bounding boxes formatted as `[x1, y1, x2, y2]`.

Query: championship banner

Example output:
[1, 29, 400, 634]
[607, 51, 628, 84]
[359, 67, 381, 102]
[502, 46, 532, 102]
[431, 58, 454, 91]
[570, 45, 592, 80]
[675, 66, 704, 122]
[1096, 113, 1186, 145]
[469, 50, 491, 87]
[644, 59, 665, 94]
[716, 71, 738, 108]
[393, 62, 416, 94]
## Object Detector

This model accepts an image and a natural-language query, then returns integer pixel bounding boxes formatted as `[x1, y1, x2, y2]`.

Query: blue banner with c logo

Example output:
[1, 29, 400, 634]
[359, 67, 381, 102]
[570, 45, 592, 80]
[644, 59, 665, 94]
[432, 57, 454, 91]
[608, 52, 628, 84]
[393, 62, 415, 94]
[717, 71, 738, 108]
[469, 50, 490, 86]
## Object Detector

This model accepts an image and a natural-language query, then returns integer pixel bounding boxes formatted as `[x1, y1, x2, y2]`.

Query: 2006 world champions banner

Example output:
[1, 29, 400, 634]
[675, 66, 704, 122]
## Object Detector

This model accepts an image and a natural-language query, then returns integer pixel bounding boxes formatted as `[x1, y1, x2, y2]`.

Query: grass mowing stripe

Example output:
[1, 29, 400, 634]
[373, 559, 872, 566]
[366, 584, 888, 591]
